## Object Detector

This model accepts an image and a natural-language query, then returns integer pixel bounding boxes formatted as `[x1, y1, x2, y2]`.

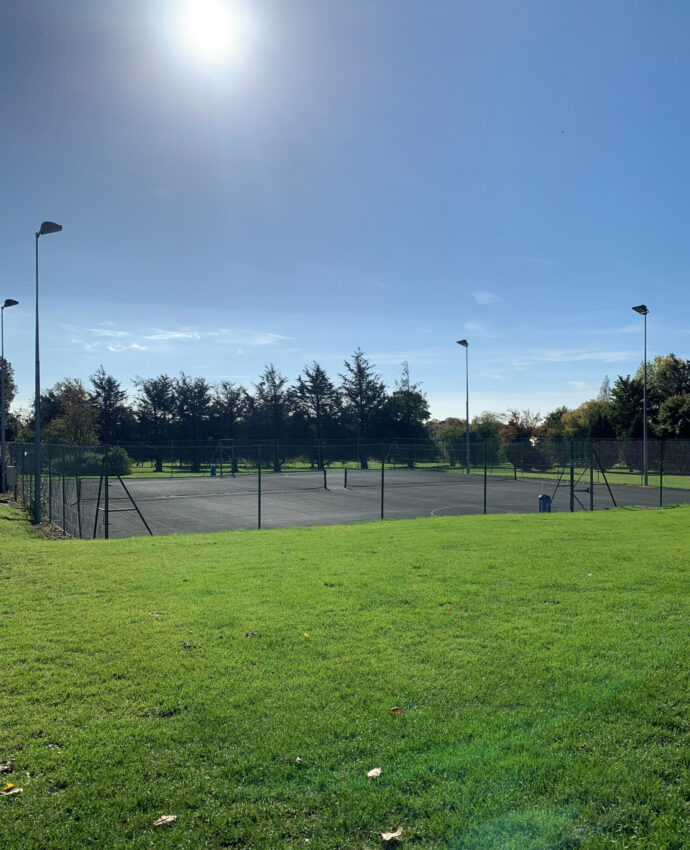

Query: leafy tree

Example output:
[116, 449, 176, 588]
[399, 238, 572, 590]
[0, 358, 17, 441]
[434, 417, 468, 466]
[384, 362, 430, 440]
[89, 366, 131, 443]
[609, 375, 643, 439]
[339, 349, 387, 466]
[658, 394, 690, 438]
[501, 410, 547, 471]
[636, 354, 690, 420]
[42, 379, 99, 445]
[540, 406, 570, 440]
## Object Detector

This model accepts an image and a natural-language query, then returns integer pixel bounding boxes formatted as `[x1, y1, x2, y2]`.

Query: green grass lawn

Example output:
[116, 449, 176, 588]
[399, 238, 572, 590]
[1, 505, 689, 848]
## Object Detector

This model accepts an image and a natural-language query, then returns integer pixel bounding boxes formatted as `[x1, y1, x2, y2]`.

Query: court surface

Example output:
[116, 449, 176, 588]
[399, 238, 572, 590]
[88, 468, 690, 538]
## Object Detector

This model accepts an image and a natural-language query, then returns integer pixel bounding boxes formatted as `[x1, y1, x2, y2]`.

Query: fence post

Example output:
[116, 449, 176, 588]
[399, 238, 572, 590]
[104, 447, 109, 540]
[47, 444, 52, 522]
[589, 441, 594, 512]
[659, 440, 664, 507]
[380, 453, 385, 520]
[76, 477, 82, 539]
[569, 439, 575, 513]
[257, 444, 262, 530]
[483, 441, 487, 515]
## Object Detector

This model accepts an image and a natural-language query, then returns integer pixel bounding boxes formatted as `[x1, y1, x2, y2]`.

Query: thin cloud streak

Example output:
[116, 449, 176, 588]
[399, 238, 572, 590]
[472, 291, 501, 305]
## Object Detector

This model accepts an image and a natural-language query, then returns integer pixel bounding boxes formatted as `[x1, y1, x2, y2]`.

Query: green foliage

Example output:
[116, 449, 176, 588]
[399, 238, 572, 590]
[1, 505, 689, 848]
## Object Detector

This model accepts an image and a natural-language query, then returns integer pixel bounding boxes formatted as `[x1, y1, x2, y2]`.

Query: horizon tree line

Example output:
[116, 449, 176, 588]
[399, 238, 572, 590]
[1, 350, 689, 450]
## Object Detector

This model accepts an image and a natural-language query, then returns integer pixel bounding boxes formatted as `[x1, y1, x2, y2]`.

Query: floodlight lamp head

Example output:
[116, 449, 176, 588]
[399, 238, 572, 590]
[2, 299, 18, 309]
[457, 339, 469, 347]
[632, 304, 649, 315]
[38, 221, 63, 236]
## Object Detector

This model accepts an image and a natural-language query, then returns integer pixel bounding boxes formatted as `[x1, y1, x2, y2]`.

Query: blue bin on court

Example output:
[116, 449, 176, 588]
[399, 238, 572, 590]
[538, 494, 551, 513]
[210, 465, 217, 477]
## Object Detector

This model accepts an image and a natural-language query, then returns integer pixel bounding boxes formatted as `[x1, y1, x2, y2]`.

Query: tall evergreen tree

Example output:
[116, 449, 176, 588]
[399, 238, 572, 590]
[294, 362, 341, 441]
[89, 366, 130, 443]
[339, 349, 387, 467]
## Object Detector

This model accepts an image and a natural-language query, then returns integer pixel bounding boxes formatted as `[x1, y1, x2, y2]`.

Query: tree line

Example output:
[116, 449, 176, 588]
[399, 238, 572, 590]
[1, 350, 689, 449]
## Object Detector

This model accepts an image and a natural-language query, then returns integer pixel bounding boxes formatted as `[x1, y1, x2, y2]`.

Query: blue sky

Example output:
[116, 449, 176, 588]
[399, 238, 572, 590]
[2, 0, 689, 421]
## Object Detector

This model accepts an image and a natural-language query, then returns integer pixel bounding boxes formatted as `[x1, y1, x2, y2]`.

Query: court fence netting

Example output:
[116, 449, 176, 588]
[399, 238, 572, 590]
[6, 437, 690, 539]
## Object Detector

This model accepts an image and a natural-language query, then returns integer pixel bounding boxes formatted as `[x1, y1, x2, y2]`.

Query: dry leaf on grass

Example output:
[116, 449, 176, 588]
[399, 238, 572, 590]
[446, 604, 452, 611]
[295, 756, 302, 764]
[245, 632, 257, 638]
[149, 611, 161, 617]
[153, 814, 177, 826]
[1, 783, 22, 796]
[0, 761, 13, 774]
[389, 706, 403, 715]
[367, 767, 382, 778]
[304, 632, 310, 638]
[380, 826, 402, 841]
[181, 642, 198, 649]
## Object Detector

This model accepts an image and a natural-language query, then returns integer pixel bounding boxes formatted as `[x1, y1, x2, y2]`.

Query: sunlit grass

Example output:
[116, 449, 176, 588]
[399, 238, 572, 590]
[1, 504, 688, 848]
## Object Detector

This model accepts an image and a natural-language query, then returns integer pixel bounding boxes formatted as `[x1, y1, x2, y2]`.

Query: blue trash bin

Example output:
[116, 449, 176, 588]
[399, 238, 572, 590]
[210, 465, 217, 477]
[538, 494, 551, 513]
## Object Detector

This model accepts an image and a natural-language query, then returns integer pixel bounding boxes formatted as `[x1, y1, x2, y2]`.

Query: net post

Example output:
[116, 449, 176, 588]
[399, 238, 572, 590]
[257, 444, 262, 530]
[659, 439, 663, 507]
[589, 441, 594, 512]
[483, 441, 487, 515]
[344, 467, 348, 489]
[323, 467, 327, 490]
[380, 452, 385, 520]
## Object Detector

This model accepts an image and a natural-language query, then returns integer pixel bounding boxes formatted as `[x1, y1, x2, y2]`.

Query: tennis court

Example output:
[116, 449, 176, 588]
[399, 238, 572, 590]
[80, 467, 690, 538]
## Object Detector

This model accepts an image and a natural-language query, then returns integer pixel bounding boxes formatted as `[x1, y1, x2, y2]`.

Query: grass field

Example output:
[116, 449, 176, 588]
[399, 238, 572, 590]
[1, 504, 689, 848]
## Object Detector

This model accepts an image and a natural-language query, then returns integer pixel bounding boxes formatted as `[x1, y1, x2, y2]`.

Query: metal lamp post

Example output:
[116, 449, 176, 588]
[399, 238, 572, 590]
[1, 298, 19, 493]
[34, 221, 63, 523]
[457, 339, 470, 473]
[632, 304, 649, 487]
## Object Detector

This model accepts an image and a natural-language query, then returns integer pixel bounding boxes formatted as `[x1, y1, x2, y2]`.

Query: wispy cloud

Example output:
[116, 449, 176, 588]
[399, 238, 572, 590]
[464, 320, 498, 338]
[472, 291, 501, 305]
[107, 343, 147, 353]
[145, 329, 202, 340]
[88, 328, 130, 338]
[72, 339, 97, 353]
[511, 349, 635, 368]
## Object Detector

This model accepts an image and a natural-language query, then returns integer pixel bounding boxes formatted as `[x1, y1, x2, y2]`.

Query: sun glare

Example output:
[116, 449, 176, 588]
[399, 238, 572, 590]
[183, 0, 244, 65]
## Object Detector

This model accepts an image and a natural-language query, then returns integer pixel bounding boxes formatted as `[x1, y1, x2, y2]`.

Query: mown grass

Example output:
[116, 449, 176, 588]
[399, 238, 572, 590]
[0, 504, 689, 848]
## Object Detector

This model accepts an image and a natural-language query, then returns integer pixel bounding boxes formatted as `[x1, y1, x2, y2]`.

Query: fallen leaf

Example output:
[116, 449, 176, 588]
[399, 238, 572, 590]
[245, 632, 257, 638]
[304, 632, 310, 638]
[367, 767, 382, 778]
[389, 706, 403, 715]
[149, 611, 161, 617]
[380, 827, 402, 841]
[446, 604, 451, 611]
[153, 814, 177, 826]
[295, 756, 302, 764]
[181, 642, 197, 649]
[0, 783, 22, 796]
[0, 761, 13, 774]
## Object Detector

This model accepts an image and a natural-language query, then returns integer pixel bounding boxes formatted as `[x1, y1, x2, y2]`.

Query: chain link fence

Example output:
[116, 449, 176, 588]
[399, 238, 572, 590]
[6, 438, 690, 539]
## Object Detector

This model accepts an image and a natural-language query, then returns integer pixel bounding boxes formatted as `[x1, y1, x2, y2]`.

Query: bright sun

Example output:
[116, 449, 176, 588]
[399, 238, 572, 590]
[183, 0, 243, 65]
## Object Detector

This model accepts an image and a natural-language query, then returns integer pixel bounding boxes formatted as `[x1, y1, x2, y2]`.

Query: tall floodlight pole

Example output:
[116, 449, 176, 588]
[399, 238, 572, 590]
[34, 221, 63, 523]
[632, 304, 649, 487]
[457, 339, 470, 473]
[1, 299, 19, 493]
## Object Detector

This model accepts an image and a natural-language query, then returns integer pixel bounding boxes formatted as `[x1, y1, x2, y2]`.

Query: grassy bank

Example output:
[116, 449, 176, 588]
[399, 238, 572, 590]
[1, 505, 688, 848]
